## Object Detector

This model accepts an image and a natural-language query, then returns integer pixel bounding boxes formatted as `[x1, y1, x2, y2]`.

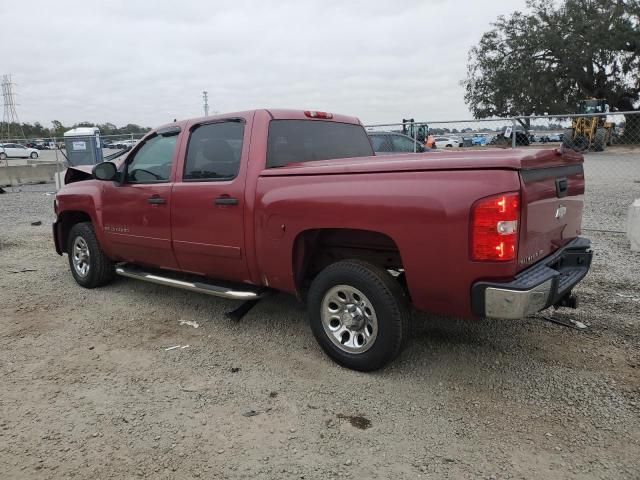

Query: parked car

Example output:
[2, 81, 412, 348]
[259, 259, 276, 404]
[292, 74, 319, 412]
[489, 129, 531, 147]
[0, 143, 39, 159]
[53, 109, 592, 372]
[368, 131, 428, 154]
[113, 139, 138, 149]
[433, 136, 463, 148]
[542, 133, 563, 143]
[471, 134, 489, 146]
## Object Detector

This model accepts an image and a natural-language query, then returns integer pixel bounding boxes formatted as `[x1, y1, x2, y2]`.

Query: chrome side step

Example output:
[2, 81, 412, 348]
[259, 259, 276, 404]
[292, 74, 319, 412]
[115, 264, 266, 300]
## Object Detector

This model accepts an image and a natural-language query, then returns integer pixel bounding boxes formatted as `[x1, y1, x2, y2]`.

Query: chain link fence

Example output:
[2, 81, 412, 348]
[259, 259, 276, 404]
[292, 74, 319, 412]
[365, 111, 640, 233]
[0, 132, 149, 191]
[0, 132, 148, 166]
[2, 112, 639, 232]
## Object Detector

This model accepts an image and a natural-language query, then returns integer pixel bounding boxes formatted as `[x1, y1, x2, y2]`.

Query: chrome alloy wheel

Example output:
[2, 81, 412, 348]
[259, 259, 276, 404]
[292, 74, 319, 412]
[321, 285, 378, 354]
[72, 236, 91, 277]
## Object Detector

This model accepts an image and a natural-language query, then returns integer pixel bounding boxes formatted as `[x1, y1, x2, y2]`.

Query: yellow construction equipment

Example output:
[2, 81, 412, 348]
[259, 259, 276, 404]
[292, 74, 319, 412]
[563, 99, 615, 152]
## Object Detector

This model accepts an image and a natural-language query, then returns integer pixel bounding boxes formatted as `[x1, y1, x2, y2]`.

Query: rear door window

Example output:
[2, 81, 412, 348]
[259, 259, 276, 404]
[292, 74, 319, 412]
[390, 135, 416, 152]
[184, 121, 244, 181]
[267, 120, 373, 168]
[369, 135, 393, 152]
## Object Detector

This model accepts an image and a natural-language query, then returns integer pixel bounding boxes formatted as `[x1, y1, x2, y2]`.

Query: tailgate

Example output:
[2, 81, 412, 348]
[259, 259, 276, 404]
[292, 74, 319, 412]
[517, 149, 585, 271]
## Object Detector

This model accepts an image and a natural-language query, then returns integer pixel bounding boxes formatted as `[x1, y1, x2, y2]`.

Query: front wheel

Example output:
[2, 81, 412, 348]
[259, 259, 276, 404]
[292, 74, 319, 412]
[0, 152, 6, 160]
[592, 128, 606, 152]
[30, 151, 38, 159]
[307, 260, 409, 371]
[67, 222, 115, 288]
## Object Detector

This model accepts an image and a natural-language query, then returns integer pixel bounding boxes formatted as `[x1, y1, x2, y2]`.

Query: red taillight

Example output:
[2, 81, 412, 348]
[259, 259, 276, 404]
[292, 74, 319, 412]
[304, 110, 333, 119]
[471, 192, 520, 261]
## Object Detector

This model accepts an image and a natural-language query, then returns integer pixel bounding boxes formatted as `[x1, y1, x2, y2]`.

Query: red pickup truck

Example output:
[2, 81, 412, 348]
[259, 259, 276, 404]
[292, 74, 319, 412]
[53, 109, 592, 371]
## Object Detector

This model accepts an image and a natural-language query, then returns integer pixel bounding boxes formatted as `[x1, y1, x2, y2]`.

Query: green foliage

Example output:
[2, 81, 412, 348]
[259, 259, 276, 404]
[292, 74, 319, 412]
[0, 120, 151, 141]
[464, 0, 640, 117]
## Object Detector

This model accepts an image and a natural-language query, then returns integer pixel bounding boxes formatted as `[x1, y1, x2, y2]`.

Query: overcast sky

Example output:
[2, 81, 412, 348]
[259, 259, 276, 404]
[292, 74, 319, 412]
[1, 0, 529, 128]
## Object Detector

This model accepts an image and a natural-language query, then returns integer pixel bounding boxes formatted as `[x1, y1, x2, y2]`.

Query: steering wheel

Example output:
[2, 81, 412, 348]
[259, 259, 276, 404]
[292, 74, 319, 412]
[131, 168, 162, 181]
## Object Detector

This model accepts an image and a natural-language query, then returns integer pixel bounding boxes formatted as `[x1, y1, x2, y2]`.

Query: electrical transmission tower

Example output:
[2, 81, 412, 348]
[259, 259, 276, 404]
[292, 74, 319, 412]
[1, 74, 25, 141]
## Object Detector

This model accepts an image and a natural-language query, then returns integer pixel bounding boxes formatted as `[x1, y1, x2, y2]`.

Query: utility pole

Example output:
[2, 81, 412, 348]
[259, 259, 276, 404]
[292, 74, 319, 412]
[202, 90, 209, 117]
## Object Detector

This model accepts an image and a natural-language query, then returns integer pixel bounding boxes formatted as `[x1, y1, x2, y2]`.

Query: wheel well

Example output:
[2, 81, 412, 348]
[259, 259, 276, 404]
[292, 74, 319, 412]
[292, 228, 404, 293]
[57, 211, 92, 253]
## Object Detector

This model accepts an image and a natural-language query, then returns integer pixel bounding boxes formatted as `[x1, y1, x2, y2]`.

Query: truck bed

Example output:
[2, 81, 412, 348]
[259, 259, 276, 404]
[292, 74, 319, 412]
[259, 148, 583, 176]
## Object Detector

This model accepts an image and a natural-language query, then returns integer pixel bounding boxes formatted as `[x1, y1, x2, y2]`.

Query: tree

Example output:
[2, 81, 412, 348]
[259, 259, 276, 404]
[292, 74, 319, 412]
[464, 0, 640, 140]
[51, 120, 66, 137]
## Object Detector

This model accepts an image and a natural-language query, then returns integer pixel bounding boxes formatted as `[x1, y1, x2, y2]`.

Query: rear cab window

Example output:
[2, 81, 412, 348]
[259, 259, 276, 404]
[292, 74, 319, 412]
[267, 120, 374, 168]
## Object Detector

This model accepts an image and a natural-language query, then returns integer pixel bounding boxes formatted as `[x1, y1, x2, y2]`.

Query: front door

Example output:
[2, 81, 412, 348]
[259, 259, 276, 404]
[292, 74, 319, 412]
[101, 132, 180, 270]
[170, 120, 250, 283]
[4, 144, 21, 157]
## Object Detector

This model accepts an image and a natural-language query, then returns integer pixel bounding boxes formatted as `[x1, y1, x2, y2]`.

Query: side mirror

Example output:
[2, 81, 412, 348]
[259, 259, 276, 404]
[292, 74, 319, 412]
[92, 162, 118, 181]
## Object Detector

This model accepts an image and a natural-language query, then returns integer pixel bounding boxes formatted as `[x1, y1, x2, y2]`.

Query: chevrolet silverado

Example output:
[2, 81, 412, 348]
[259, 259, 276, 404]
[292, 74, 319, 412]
[53, 109, 592, 371]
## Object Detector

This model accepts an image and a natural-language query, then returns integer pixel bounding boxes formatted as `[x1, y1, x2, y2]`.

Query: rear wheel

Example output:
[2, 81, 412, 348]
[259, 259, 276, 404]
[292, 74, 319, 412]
[0, 152, 6, 160]
[307, 260, 409, 371]
[67, 222, 115, 288]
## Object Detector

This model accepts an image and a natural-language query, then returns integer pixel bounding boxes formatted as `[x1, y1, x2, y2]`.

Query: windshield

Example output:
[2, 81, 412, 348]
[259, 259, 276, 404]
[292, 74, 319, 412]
[266, 120, 374, 168]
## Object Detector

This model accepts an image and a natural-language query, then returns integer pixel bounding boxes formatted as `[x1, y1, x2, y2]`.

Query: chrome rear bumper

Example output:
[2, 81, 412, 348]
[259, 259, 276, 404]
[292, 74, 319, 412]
[471, 237, 592, 319]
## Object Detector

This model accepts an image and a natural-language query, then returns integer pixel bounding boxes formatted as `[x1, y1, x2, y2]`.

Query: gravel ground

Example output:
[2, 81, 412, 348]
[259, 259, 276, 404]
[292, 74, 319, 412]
[582, 150, 640, 232]
[1, 154, 639, 479]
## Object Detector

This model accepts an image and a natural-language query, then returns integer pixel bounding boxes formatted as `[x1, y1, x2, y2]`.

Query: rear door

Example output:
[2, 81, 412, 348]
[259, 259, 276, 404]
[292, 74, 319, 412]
[390, 134, 418, 153]
[517, 152, 585, 270]
[101, 130, 180, 269]
[170, 119, 251, 283]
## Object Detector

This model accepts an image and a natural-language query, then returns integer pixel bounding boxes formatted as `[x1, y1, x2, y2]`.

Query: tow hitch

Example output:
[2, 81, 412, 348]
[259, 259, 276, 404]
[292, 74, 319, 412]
[555, 293, 579, 309]
[542, 294, 587, 330]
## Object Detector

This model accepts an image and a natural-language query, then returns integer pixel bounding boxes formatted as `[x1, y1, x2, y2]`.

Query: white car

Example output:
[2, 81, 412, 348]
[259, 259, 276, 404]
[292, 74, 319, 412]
[0, 143, 39, 159]
[433, 136, 462, 148]
[114, 139, 138, 149]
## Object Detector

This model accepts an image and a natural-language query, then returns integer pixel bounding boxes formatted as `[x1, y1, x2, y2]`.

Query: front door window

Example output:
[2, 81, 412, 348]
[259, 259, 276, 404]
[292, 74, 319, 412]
[127, 135, 177, 183]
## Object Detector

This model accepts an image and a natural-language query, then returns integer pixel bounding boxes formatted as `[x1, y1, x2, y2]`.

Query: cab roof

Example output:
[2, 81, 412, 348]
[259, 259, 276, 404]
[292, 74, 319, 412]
[153, 109, 362, 133]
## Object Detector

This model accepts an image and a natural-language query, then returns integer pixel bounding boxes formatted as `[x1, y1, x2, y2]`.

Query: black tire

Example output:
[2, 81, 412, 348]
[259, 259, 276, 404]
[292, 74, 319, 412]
[562, 128, 576, 150]
[592, 128, 606, 152]
[67, 222, 115, 288]
[574, 135, 589, 152]
[30, 151, 38, 159]
[0, 152, 6, 160]
[307, 260, 409, 372]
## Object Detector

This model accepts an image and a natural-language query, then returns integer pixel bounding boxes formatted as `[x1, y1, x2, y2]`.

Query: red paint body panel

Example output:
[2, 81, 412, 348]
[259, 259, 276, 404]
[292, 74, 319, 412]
[54, 109, 586, 320]
[254, 169, 521, 317]
[101, 182, 178, 269]
[517, 169, 585, 267]
[169, 112, 255, 283]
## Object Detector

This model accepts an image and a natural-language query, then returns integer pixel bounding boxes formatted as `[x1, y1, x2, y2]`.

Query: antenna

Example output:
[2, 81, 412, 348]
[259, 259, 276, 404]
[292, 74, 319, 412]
[1, 74, 25, 141]
[202, 90, 209, 117]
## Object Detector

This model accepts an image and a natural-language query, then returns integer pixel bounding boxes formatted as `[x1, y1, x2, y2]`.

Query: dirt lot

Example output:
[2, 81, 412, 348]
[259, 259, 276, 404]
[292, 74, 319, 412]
[1, 154, 639, 479]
